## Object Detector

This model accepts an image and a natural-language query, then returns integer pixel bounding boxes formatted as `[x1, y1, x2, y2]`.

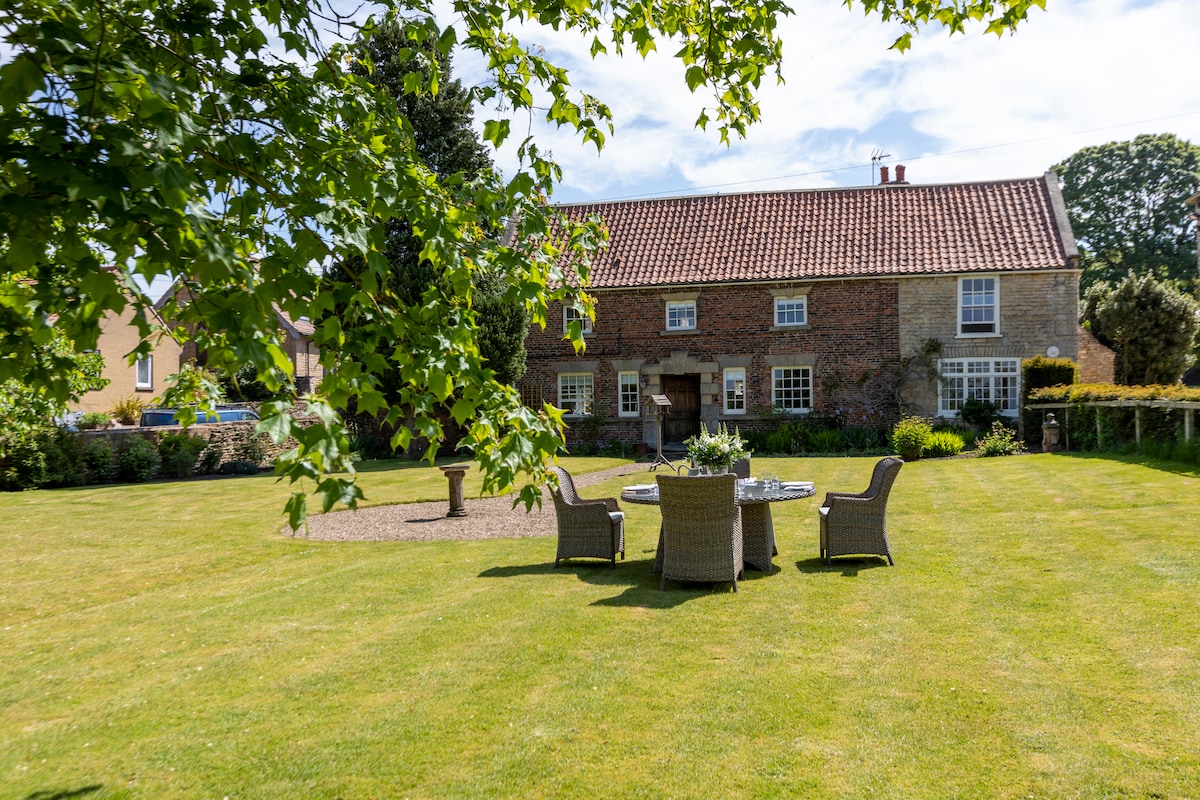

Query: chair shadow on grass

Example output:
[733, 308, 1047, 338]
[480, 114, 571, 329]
[795, 556, 891, 577]
[478, 545, 764, 608]
[24, 786, 104, 800]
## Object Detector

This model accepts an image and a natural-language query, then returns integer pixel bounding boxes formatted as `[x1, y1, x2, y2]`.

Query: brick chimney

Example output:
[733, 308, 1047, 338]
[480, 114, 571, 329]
[879, 166, 890, 185]
[894, 164, 907, 184]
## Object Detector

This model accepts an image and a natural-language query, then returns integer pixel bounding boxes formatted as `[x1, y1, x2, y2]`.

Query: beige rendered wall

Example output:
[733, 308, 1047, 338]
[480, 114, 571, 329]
[897, 271, 1080, 417]
[70, 306, 184, 415]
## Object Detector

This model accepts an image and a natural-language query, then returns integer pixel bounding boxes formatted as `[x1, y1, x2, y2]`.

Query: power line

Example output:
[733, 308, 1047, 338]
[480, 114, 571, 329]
[593, 109, 1200, 202]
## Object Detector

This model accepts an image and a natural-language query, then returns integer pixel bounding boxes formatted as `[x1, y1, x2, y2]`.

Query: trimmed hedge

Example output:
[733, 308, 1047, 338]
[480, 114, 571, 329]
[1029, 383, 1200, 403]
[1021, 357, 1079, 445]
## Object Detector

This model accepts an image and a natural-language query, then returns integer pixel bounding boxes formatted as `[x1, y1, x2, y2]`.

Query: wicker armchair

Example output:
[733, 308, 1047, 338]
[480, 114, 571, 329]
[731, 458, 751, 479]
[819, 457, 903, 565]
[550, 467, 625, 567]
[656, 474, 743, 592]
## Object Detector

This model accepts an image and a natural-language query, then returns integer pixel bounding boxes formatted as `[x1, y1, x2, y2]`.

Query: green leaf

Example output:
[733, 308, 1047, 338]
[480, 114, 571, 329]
[483, 119, 511, 147]
[0, 57, 44, 111]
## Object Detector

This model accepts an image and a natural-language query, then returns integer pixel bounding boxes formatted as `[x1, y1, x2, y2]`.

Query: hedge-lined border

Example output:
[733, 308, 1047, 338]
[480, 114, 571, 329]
[1029, 383, 1200, 404]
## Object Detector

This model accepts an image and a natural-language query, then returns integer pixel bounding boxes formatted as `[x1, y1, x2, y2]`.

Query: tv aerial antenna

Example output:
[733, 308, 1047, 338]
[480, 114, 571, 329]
[870, 148, 891, 184]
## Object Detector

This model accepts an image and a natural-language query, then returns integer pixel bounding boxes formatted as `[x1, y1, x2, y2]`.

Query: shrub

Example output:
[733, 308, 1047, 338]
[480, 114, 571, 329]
[157, 432, 208, 478]
[977, 421, 1023, 457]
[959, 397, 1001, 432]
[890, 416, 933, 461]
[234, 435, 268, 466]
[807, 428, 846, 454]
[843, 426, 884, 452]
[110, 396, 148, 425]
[117, 436, 161, 482]
[600, 439, 632, 458]
[197, 446, 223, 475]
[40, 428, 90, 487]
[218, 459, 260, 475]
[347, 433, 395, 461]
[78, 411, 110, 430]
[82, 438, 117, 483]
[923, 429, 966, 458]
[0, 436, 47, 491]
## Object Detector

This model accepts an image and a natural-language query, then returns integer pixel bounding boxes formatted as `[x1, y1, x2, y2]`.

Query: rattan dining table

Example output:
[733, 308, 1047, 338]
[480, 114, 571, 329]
[620, 480, 816, 573]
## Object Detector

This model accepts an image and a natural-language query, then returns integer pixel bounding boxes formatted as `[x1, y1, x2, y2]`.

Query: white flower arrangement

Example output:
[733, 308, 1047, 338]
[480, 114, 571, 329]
[685, 422, 751, 472]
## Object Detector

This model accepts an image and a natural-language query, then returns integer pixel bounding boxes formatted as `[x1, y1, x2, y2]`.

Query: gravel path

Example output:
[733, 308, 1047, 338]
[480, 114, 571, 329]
[291, 463, 657, 542]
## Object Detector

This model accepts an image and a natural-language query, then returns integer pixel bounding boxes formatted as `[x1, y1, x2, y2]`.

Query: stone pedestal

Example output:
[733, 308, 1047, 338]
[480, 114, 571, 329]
[1041, 413, 1062, 452]
[439, 464, 470, 518]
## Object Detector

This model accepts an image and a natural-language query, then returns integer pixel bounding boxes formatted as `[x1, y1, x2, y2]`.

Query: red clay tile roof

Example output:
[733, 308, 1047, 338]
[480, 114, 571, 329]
[549, 174, 1076, 288]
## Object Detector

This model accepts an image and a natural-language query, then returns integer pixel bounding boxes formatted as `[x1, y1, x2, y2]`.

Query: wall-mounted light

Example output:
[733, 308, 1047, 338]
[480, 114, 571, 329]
[641, 375, 649, 388]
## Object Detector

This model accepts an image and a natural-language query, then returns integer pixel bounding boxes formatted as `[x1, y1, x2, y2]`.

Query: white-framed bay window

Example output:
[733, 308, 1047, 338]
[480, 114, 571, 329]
[772, 367, 812, 413]
[558, 372, 594, 416]
[135, 355, 153, 390]
[958, 276, 998, 337]
[665, 300, 696, 331]
[723, 367, 746, 414]
[774, 295, 807, 327]
[939, 358, 1020, 417]
[618, 371, 640, 417]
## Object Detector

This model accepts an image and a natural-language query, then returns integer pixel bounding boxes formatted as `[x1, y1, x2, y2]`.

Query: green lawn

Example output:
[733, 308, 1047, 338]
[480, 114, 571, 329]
[2, 454, 1198, 798]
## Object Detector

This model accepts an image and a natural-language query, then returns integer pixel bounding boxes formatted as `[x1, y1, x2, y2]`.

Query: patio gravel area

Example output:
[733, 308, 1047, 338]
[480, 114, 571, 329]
[292, 463, 655, 542]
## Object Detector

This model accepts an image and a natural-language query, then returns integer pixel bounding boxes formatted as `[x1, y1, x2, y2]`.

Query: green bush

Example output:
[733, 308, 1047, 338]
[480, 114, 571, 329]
[197, 446, 223, 475]
[82, 438, 117, 483]
[0, 436, 47, 491]
[234, 435, 268, 467]
[807, 428, 846, 454]
[40, 429, 90, 487]
[600, 439, 632, 458]
[78, 411, 110, 430]
[347, 433, 395, 461]
[218, 459, 260, 475]
[843, 426, 884, 452]
[157, 432, 209, 478]
[890, 416, 933, 461]
[924, 429, 966, 458]
[959, 397, 1001, 431]
[117, 436, 161, 482]
[744, 419, 811, 455]
[977, 421, 1023, 457]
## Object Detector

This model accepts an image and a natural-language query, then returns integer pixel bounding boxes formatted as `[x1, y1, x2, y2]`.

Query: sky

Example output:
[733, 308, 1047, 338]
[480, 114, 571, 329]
[450, 0, 1200, 204]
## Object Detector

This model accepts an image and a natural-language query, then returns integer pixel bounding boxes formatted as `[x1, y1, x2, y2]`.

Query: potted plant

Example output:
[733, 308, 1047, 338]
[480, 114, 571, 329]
[77, 411, 111, 430]
[684, 422, 750, 474]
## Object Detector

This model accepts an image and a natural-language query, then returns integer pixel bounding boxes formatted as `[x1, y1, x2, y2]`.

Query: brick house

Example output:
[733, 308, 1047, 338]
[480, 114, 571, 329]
[517, 169, 1081, 448]
[153, 280, 325, 392]
[68, 301, 184, 415]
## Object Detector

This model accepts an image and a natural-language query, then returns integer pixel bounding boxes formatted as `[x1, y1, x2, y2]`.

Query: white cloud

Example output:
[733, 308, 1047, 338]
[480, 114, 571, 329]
[456, 0, 1200, 201]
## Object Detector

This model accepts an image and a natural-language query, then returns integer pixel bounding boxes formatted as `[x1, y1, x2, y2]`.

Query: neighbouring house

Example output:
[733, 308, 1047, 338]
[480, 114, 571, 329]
[153, 279, 325, 392]
[517, 168, 1081, 448]
[68, 300, 184, 415]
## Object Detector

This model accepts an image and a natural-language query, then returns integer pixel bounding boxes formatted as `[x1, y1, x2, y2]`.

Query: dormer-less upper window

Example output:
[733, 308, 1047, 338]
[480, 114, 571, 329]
[774, 295, 807, 327]
[666, 300, 696, 330]
[959, 277, 998, 337]
[564, 305, 593, 334]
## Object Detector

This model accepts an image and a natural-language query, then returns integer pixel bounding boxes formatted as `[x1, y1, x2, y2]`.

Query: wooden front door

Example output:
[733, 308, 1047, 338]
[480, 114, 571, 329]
[662, 375, 701, 443]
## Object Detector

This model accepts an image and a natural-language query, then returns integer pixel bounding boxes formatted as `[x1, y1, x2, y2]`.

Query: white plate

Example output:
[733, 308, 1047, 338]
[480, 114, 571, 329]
[623, 485, 657, 493]
[782, 481, 814, 489]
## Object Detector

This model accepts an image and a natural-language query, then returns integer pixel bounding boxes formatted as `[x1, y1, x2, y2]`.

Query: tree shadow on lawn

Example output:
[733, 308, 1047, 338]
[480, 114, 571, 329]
[478, 547, 768, 608]
[1050, 450, 1200, 479]
[794, 556, 891, 577]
